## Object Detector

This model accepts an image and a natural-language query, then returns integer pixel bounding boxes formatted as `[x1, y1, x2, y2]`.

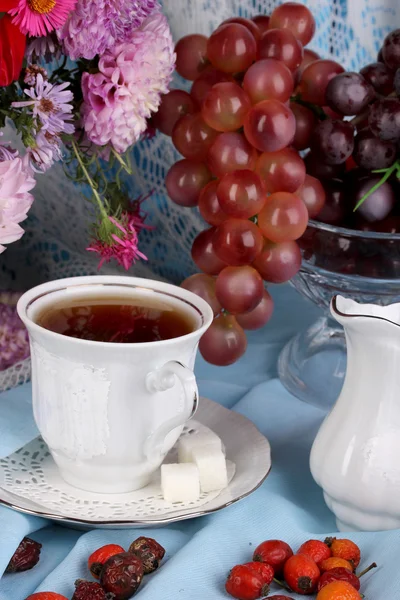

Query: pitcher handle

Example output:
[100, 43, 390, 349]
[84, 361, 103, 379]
[144, 360, 199, 461]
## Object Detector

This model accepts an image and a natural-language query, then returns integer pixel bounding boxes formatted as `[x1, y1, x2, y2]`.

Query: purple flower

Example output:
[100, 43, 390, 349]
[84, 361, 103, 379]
[28, 130, 63, 173]
[0, 292, 30, 371]
[58, 0, 160, 60]
[24, 65, 48, 86]
[81, 11, 175, 153]
[12, 74, 75, 136]
[0, 146, 35, 253]
[26, 33, 63, 63]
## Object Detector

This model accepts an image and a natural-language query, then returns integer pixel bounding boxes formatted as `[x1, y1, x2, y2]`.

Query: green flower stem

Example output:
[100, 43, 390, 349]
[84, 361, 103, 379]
[353, 160, 400, 212]
[111, 148, 133, 175]
[70, 138, 108, 220]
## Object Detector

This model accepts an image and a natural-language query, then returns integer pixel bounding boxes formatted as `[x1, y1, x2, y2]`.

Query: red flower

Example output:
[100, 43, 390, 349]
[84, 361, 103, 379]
[0, 13, 26, 87]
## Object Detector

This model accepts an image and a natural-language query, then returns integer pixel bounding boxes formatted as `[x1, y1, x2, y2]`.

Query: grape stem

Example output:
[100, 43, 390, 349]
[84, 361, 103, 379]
[353, 160, 400, 212]
[290, 94, 328, 120]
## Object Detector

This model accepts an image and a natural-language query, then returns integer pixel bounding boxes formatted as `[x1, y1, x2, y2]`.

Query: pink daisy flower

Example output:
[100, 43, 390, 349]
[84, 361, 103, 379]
[8, 0, 77, 38]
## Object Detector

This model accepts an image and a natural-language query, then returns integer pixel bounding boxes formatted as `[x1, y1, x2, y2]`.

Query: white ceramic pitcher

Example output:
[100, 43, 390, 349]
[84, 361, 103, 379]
[310, 294, 400, 531]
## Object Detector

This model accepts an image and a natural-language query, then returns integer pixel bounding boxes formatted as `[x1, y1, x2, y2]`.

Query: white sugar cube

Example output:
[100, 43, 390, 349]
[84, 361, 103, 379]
[193, 446, 228, 493]
[161, 463, 200, 503]
[178, 431, 223, 463]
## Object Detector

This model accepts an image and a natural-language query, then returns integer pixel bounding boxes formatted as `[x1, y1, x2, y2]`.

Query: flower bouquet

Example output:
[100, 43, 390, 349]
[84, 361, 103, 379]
[0, 0, 175, 268]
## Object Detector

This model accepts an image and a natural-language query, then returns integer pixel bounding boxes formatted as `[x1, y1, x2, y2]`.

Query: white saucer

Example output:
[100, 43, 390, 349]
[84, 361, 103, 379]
[0, 397, 271, 528]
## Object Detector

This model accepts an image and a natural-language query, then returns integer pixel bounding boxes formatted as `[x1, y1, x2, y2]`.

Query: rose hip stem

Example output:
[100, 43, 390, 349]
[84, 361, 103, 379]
[357, 562, 377, 578]
[273, 577, 292, 592]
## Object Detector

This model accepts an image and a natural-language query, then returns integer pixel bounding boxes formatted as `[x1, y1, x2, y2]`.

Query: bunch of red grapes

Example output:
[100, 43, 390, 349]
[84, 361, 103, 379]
[153, 2, 400, 366]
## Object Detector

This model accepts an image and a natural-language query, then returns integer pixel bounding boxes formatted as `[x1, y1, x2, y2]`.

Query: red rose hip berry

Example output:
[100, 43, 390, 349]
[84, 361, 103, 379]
[325, 537, 361, 569]
[243, 562, 274, 585]
[72, 580, 108, 600]
[298, 539, 332, 567]
[253, 539, 293, 575]
[88, 543, 125, 579]
[6, 537, 42, 573]
[100, 552, 144, 600]
[284, 554, 320, 594]
[317, 567, 361, 592]
[25, 595, 68, 600]
[226, 564, 271, 600]
[129, 536, 166, 574]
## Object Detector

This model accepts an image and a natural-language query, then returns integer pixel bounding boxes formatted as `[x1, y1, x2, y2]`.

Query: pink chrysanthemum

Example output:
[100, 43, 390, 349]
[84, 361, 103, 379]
[88, 216, 148, 271]
[58, 0, 159, 60]
[0, 146, 36, 253]
[8, 0, 77, 37]
[81, 11, 175, 153]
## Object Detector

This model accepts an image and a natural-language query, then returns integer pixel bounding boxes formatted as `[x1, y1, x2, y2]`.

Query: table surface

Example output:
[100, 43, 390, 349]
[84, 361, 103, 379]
[0, 285, 395, 600]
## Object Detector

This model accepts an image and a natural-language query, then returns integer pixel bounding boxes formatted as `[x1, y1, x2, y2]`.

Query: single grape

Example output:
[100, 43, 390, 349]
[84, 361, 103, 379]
[216, 169, 266, 218]
[353, 129, 396, 169]
[360, 62, 395, 96]
[243, 59, 294, 104]
[325, 72, 375, 116]
[199, 313, 247, 366]
[153, 90, 197, 136]
[175, 34, 209, 81]
[258, 191, 308, 242]
[191, 228, 226, 275]
[310, 119, 354, 165]
[354, 176, 395, 222]
[256, 148, 306, 193]
[368, 98, 400, 142]
[207, 23, 257, 74]
[198, 181, 228, 226]
[236, 290, 274, 330]
[304, 152, 345, 180]
[215, 265, 264, 314]
[290, 102, 316, 150]
[181, 273, 222, 316]
[243, 99, 296, 152]
[172, 113, 218, 161]
[299, 59, 345, 105]
[190, 66, 234, 107]
[166, 160, 211, 207]
[382, 29, 400, 70]
[207, 132, 258, 178]
[251, 15, 270, 35]
[258, 28, 303, 72]
[315, 179, 348, 225]
[214, 218, 264, 265]
[299, 48, 320, 75]
[253, 240, 302, 283]
[201, 82, 252, 132]
[296, 174, 326, 218]
[269, 2, 316, 45]
[221, 17, 261, 41]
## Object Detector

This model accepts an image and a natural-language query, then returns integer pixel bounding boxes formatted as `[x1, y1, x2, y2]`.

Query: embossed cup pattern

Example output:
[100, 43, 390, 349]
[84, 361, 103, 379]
[18, 276, 213, 494]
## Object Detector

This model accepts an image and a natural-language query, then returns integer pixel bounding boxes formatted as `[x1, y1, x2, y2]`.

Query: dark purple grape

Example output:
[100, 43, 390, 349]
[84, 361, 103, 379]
[368, 98, 400, 142]
[316, 179, 348, 225]
[376, 215, 400, 233]
[310, 119, 354, 165]
[395, 68, 400, 96]
[325, 72, 375, 116]
[382, 29, 400, 70]
[304, 151, 345, 179]
[360, 62, 395, 96]
[353, 129, 396, 170]
[354, 176, 396, 222]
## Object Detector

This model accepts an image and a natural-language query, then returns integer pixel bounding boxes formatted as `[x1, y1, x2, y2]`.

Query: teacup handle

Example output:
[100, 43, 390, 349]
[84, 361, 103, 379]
[144, 360, 199, 460]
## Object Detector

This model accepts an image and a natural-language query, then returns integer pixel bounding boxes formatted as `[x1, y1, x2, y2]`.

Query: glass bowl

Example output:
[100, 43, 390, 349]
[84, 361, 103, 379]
[278, 219, 400, 410]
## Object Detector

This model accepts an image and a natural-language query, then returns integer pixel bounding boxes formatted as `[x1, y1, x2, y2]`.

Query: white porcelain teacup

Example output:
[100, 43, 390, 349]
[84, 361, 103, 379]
[17, 276, 213, 494]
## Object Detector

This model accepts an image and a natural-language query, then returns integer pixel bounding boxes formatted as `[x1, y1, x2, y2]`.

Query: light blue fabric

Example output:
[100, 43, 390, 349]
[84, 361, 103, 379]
[0, 285, 394, 600]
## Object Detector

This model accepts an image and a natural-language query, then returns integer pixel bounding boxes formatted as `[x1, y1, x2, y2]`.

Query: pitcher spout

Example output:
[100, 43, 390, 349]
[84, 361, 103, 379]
[331, 295, 400, 329]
